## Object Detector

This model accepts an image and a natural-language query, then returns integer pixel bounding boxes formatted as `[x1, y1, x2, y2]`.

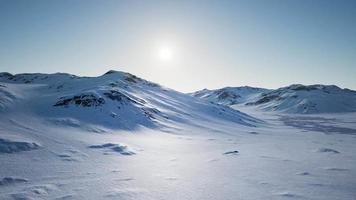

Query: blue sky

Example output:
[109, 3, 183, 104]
[0, 0, 355, 92]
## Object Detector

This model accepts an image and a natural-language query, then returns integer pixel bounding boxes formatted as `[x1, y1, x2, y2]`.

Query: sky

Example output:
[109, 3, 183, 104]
[0, 0, 356, 92]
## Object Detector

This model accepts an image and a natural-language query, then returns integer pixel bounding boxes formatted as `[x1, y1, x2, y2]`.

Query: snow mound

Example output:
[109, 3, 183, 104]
[0, 177, 28, 186]
[276, 192, 303, 198]
[316, 148, 340, 154]
[0, 138, 40, 153]
[9, 184, 59, 200]
[247, 84, 356, 114]
[89, 143, 136, 155]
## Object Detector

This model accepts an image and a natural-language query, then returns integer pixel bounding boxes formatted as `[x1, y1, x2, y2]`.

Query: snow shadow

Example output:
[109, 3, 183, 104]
[280, 116, 356, 135]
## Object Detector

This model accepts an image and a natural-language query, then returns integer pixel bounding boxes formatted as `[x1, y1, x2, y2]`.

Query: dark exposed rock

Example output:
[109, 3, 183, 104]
[146, 82, 160, 87]
[217, 91, 240, 100]
[103, 90, 140, 105]
[317, 148, 340, 153]
[109, 82, 118, 87]
[291, 85, 317, 91]
[0, 72, 13, 78]
[253, 95, 281, 105]
[223, 150, 239, 155]
[124, 76, 138, 83]
[142, 107, 163, 119]
[104, 70, 118, 75]
[0, 177, 28, 186]
[54, 94, 105, 107]
[0, 139, 40, 153]
[89, 143, 136, 155]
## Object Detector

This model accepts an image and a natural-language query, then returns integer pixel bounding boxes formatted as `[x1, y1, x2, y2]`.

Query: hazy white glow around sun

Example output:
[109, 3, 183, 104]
[157, 46, 173, 61]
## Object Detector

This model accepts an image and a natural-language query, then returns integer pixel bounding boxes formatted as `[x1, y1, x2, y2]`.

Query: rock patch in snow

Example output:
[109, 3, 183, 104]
[0, 138, 40, 153]
[0, 177, 28, 186]
[296, 172, 310, 176]
[316, 148, 340, 154]
[223, 150, 239, 155]
[89, 143, 136, 155]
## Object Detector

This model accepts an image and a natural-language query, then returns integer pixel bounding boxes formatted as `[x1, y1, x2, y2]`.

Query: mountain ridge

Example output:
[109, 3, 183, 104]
[192, 84, 356, 114]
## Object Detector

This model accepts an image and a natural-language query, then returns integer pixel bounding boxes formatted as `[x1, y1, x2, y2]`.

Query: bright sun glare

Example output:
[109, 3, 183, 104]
[157, 46, 173, 61]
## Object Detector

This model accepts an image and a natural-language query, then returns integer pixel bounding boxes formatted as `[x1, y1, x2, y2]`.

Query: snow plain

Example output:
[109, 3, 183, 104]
[1, 72, 356, 200]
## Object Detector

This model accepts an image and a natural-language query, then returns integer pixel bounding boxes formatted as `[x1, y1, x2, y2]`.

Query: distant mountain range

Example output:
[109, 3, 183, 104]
[190, 86, 270, 106]
[1, 70, 356, 133]
[192, 84, 356, 114]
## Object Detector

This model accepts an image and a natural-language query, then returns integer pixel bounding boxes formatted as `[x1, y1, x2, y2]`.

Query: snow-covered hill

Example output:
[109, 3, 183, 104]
[191, 86, 269, 106]
[0, 71, 259, 131]
[247, 84, 356, 114]
[192, 84, 356, 114]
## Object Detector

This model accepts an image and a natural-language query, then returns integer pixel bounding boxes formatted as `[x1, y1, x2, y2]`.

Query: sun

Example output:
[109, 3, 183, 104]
[157, 46, 173, 61]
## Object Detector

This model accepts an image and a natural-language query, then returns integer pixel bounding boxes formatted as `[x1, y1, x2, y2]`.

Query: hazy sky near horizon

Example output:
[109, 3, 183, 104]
[1, 0, 356, 92]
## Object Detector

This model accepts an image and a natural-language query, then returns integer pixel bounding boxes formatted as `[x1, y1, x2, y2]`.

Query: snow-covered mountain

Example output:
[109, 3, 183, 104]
[0, 71, 259, 131]
[192, 84, 356, 114]
[247, 84, 356, 114]
[1, 72, 356, 200]
[191, 86, 269, 106]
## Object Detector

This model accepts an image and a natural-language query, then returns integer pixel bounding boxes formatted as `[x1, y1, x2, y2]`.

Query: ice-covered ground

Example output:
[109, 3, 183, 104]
[1, 109, 356, 200]
[1, 72, 356, 200]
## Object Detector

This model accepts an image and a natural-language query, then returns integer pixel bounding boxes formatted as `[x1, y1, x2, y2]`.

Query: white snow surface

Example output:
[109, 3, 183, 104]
[1, 71, 356, 200]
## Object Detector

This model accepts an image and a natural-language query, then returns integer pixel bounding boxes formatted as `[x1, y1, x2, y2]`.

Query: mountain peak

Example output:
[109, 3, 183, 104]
[103, 70, 125, 75]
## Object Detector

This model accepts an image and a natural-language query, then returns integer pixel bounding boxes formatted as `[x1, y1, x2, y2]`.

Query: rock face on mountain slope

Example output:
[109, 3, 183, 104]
[246, 84, 356, 114]
[192, 84, 356, 114]
[0, 71, 260, 130]
[191, 86, 270, 106]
